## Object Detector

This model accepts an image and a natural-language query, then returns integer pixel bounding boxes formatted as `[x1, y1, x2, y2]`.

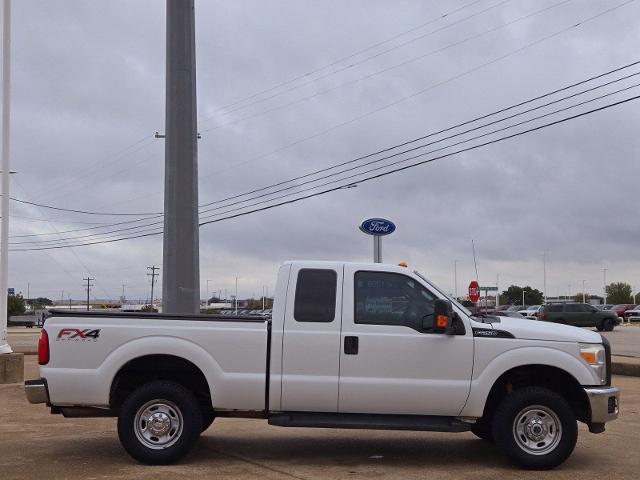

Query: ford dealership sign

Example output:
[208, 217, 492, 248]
[359, 218, 396, 236]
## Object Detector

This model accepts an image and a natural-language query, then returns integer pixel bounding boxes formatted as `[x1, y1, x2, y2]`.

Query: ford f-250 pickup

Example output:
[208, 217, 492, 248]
[25, 261, 620, 470]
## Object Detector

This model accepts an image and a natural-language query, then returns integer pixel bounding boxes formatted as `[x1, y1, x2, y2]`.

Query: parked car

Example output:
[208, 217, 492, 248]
[518, 305, 542, 318]
[538, 303, 619, 331]
[506, 305, 528, 312]
[610, 304, 636, 318]
[25, 261, 620, 469]
[623, 306, 640, 322]
[597, 304, 614, 311]
[493, 310, 526, 318]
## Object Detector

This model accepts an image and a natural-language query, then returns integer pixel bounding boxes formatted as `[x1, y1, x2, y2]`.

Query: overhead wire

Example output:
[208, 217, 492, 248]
[200, 0, 566, 132]
[8, 62, 639, 245]
[10, 90, 640, 250]
[199, 0, 486, 120]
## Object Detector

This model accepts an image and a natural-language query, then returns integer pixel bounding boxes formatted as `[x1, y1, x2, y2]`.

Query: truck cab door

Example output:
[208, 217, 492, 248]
[338, 265, 474, 416]
[280, 264, 343, 412]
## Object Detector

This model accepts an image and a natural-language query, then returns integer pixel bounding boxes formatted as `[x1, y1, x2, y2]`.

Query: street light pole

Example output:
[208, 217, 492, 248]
[454, 260, 458, 300]
[582, 280, 586, 303]
[542, 253, 549, 304]
[235, 276, 238, 314]
[0, 0, 12, 354]
[603, 268, 608, 305]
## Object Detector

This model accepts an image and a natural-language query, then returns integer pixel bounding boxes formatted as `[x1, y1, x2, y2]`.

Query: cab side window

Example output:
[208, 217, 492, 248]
[354, 271, 436, 331]
[294, 269, 337, 322]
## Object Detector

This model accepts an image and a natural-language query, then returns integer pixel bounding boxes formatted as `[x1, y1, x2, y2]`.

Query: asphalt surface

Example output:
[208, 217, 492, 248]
[0, 356, 638, 479]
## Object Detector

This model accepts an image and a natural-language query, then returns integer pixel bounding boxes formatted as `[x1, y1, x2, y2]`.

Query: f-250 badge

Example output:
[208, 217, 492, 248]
[56, 328, 101, 342]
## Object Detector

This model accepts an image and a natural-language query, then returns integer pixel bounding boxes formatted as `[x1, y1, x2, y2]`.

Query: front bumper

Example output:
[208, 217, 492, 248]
[584, 386, 620, 431]
[24, 378, 50, 405]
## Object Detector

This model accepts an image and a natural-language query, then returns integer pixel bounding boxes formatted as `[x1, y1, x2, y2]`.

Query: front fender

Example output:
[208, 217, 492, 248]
[460, 344, 596, 417]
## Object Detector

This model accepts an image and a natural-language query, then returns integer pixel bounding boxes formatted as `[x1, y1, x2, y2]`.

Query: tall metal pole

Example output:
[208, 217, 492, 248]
[234, 277, 238, 314]
[603, 268, 608, 305]
[582, 280, 586, 303]
[162, 0, 200, 314]
[454, 260, 460, 300]
[373, 236, 382, 263]
[542, 252, 549, 303]
[0, 0, 12, 354]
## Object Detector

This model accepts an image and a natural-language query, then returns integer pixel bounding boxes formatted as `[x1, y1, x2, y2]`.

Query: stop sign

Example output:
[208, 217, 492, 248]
[468, 280, 480, 303]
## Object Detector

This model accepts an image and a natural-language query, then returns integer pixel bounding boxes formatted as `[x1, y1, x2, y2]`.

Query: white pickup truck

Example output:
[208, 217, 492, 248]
[25, 261, 619, 470]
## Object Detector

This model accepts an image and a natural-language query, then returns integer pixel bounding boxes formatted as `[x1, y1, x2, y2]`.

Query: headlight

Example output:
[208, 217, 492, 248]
[579, 343, 606, 385]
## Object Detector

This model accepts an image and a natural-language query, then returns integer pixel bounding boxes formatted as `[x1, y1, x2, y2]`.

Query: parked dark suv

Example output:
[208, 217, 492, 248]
[538, 303, 619, 331]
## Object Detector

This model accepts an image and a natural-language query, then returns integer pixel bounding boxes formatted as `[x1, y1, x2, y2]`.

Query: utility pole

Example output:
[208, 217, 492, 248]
[582, 280, 586, 303]
[147, 266, 159, 308]
[162, 0, 199, 314]
[542, 253, 549, 304]
[0, 0, 12, 354]
[262, 285, 266, 312]
[83, 277, 94, 311]
[603, 268, 608, 305]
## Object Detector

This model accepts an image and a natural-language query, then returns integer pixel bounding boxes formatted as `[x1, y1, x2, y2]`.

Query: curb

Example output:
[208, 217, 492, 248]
[611, 361, 640, 377]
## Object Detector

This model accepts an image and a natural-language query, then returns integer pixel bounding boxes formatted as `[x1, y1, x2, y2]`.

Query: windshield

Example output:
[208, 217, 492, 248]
[413, 270, 473, 317]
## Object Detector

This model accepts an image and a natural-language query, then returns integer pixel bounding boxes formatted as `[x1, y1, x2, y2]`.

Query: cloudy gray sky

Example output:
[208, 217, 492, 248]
[4, 0, 640, 303]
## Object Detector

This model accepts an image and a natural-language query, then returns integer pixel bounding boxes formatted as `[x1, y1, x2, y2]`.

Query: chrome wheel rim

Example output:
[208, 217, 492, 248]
[134, 399, 183, 450]
[513, 405, 562, 455]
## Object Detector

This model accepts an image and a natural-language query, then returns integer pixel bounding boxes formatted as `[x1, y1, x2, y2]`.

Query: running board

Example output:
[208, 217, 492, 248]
[268, 412, 471, 432]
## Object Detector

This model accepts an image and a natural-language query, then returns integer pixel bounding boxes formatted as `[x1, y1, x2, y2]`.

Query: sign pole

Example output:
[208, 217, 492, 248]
[360, 218, 395, 264]
[373, 235, 382, 263]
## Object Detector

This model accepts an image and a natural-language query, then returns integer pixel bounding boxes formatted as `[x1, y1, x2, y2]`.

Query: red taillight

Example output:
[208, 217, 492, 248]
[38, 329, 49, 365]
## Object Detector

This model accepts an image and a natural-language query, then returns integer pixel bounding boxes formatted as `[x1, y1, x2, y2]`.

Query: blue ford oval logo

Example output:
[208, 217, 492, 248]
[359, 218, 396, 236]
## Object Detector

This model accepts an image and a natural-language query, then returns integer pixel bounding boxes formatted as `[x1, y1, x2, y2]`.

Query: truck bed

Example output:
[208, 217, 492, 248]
[41, 310, 271, 411]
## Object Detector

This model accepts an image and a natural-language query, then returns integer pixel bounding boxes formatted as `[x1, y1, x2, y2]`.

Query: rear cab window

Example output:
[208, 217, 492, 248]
[294, 269, 337, 322]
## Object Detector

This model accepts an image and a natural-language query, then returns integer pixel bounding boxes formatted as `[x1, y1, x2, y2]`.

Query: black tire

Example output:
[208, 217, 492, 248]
[471, 419, 494, 442]
[596, 324, 604, 331]
[201, 409, 215, 433]
[492, 387, 577, 470]
[117, 380, 202, 464]
[603, 318, 615, 331]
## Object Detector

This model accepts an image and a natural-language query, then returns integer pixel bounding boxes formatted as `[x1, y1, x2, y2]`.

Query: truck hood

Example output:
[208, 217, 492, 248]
[491, 316, 603, 343]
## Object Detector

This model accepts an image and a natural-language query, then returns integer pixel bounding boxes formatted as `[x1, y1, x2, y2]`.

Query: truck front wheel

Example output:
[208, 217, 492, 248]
[492, 386, 577, 470]
[117, 380, 202, 464]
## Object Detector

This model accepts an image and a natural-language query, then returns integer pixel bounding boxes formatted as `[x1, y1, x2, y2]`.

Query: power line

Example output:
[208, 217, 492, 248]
[10, 92, 640, 251]
[199, 0, 512, 125]
[8, 68, 639, 246]
[10, 63, 639, 246]
[8, 196, 162, 216]
[200, 0, 565, 132]
[199, 0, 486, 120]
[194, 0, 635, 182]
[61, 0, 632, 216]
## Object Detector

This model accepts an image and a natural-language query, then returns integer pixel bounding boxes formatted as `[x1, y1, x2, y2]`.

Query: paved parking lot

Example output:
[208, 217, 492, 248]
[0, 356, 638, 480]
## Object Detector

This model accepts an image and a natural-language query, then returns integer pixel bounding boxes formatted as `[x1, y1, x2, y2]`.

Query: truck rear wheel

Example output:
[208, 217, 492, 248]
[492, 386, 577, 470]
[117, 380, 202, 464]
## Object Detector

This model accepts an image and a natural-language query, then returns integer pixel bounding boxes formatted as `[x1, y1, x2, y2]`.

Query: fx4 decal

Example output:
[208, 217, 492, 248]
[56, 328, 101, 342]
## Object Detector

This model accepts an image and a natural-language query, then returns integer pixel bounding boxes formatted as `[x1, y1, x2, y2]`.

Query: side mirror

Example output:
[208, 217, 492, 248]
[433, 299, 453, 334]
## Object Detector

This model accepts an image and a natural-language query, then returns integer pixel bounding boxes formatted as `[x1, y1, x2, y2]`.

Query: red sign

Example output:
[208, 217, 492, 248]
[468, 280, 480, 303]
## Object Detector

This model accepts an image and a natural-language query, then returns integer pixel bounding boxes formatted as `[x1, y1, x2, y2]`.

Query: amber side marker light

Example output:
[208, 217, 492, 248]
[436, 315, 449, 328]
[580, 351, 597, 364]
